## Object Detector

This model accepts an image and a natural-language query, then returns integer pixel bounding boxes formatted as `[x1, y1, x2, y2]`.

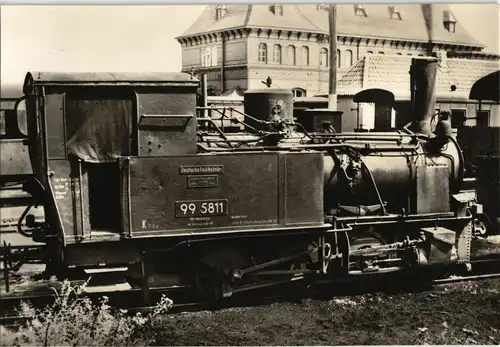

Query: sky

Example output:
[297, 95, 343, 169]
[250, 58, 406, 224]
[1, 4, 499, 88]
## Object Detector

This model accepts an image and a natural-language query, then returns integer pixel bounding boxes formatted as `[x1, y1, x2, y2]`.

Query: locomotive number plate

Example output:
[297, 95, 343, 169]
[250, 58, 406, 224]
[175, 199, 228, 218]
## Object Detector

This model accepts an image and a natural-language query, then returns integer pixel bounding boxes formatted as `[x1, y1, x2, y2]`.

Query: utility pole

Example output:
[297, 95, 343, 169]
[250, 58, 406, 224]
[299, 3, 342, 133]
[328, 4, 338, 111]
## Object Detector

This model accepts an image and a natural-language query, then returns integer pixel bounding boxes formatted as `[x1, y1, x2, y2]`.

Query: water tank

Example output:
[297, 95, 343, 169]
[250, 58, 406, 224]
[243, 88, 293, 132]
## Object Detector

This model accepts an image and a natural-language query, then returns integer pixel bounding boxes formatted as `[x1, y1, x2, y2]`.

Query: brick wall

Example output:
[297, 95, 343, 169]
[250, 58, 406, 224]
[181, 32, 432, 96]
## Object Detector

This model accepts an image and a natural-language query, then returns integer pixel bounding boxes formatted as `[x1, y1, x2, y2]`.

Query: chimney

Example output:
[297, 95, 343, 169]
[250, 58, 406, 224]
[409, 58, 438, 135]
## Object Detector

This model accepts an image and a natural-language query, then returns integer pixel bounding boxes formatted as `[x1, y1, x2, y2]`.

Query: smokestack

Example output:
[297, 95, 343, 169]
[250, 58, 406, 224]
[409, 58, 438, 135]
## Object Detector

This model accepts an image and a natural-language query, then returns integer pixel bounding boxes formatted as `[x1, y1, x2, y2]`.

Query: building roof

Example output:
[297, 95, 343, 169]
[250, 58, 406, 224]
[336, 55, 500, 101]
[177, 4, 483, 49]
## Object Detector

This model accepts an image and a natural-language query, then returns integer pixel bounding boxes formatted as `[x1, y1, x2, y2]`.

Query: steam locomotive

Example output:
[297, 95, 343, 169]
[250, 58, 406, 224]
[1, 59, 486, 302]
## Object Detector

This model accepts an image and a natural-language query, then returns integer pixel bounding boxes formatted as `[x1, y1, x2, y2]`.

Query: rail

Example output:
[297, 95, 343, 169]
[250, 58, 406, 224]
[2, 254, 500, 328]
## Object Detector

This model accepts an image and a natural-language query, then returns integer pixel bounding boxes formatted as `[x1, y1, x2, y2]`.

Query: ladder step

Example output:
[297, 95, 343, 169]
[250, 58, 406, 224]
[83, 282, 132, 293]
[84, 267, 128, 274]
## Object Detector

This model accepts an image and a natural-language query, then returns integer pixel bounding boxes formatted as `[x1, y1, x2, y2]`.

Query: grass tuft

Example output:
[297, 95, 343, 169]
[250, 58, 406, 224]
[0, 280, 172, 346]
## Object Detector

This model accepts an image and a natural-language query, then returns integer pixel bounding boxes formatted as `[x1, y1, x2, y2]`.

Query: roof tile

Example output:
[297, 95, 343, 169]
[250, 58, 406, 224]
[178, 4, 482, 49]
[337, 55, 500, 99]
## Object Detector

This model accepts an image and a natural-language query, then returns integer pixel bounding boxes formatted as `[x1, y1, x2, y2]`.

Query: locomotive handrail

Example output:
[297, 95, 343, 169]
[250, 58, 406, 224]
[327, 210, 470, 229]
[196, 117, 233, 147]
[197, 142, 420, 153]
[197, 106, 282, 140]
[197, 105, 270, 126]
[359, 156, 387, 215]
[197, 107, 244, 126]
[141, 114, 194, 119]
[139, 114, 194, 128]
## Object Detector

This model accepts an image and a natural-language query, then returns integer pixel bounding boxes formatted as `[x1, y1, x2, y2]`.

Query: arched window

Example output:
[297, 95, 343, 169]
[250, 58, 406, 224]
[273, 44, 282, 64]
[345, 49, 353, 67]
[418, 54, 424, 56]
[378, 51, 384, 54]
[288, 45, 296, 65]
[366, 50, 373, 54]
[202, 47, 212, 67]
[292, 88, 307, 98]
[397, 53, 402, 55]
[258, 43, 267, 63]
[407, 53, 412, 56]
[320, 48, 328, 67]
[337, 49, 341, 68]
[301, 46, 309, 66]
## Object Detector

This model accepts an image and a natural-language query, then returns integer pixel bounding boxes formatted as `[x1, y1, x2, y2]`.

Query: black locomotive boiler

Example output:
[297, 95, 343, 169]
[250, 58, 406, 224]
[7, 59, 484, 302]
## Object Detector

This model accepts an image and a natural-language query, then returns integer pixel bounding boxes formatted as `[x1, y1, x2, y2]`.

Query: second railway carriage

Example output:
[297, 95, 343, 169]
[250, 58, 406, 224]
[0, 86, 43, 231]
[466, 70, 500, 235]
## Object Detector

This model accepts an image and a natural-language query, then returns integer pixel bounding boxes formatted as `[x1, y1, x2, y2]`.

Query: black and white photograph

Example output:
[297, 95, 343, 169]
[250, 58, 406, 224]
[1, 2, 499, 345]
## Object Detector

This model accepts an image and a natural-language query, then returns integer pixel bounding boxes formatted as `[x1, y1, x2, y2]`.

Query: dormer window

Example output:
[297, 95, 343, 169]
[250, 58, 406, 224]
[269, 5, 283, 16]
[316, 4, 329, 11]
[389, 5, 401, 20]
[443, 10, 456, 33]
[215, 5, 227, 21]
[354, 5, 367, 17]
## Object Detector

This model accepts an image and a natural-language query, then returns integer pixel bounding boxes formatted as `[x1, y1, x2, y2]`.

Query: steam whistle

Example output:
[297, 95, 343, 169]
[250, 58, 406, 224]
[429, 111, 453, 151]
[435, 111, 453, 138]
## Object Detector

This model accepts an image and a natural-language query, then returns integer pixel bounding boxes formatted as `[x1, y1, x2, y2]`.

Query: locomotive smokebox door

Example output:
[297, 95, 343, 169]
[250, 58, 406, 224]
[243, 89, 293, 132]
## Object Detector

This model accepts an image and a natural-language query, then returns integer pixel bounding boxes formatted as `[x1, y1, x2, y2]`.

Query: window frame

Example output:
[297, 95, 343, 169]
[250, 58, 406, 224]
[258, 43, 268, 63]
[320, 47, 329, 68]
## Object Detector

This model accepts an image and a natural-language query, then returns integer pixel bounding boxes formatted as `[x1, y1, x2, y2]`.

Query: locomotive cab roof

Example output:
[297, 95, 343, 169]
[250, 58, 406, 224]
[22, 71, 199, 93]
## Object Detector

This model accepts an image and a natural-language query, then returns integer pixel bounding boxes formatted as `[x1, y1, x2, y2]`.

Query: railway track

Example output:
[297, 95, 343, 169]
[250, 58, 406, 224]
[2, 255, 500, 329]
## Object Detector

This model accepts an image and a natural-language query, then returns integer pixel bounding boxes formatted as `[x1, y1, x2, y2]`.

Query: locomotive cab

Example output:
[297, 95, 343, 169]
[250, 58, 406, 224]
[21, 72, 328, 276]
[21, 72, 200, 245]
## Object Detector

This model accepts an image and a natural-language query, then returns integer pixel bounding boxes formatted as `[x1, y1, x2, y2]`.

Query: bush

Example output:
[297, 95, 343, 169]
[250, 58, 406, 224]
[0, 280, 172, 346]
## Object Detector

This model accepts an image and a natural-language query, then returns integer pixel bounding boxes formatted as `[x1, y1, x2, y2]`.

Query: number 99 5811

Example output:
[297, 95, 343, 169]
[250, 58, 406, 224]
[175, 199, 228, 218]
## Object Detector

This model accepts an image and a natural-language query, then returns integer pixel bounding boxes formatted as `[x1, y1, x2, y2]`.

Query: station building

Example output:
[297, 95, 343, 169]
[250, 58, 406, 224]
[176, 4, 500, 127]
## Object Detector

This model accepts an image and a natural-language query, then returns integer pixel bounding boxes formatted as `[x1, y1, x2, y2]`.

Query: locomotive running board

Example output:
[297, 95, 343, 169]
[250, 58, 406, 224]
[82, 266, 131, 294]
[84, 267, 129, 275]
[83, 282, 132, 294]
